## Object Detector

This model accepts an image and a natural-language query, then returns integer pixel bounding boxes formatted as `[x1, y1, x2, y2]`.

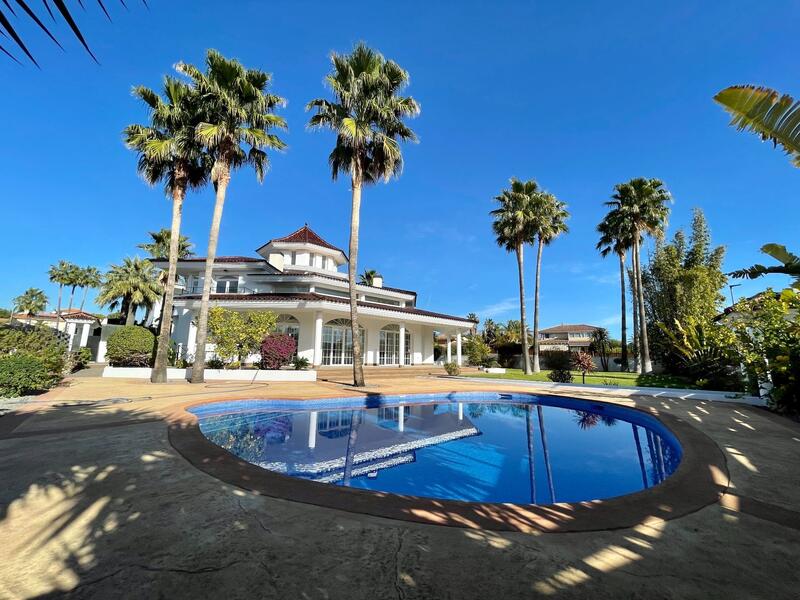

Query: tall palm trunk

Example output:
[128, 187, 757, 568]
[633, 236, 653, 373]
[191, 162, 231, 384]
[125, 301, 136, 325]
[630, 266, 640, 373]
[532, 237, 544, 372]
[516, 241, 532, 374]
[55, 284, 64, 332]
[79, 286, 89, 312]
[348, 166, 366, 387]
[67, 286, 77, 314]
[618, 251, 628, 372]
[342, 410, 362, 486]
[152, 182, 186, 383]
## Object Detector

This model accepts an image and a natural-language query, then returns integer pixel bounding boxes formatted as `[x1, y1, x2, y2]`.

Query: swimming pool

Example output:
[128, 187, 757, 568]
[189, 392, 682, 505]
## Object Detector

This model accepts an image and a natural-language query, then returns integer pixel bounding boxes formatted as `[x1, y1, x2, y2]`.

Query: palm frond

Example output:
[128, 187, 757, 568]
[715, 85, 800, 167]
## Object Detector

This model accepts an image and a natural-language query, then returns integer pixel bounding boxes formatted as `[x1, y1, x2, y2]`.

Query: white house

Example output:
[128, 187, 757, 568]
[538, 323, 600, 352]
[151, 225, 476, 367]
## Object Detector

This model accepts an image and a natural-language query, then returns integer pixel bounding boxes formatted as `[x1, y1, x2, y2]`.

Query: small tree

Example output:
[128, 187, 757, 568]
[260, 334, 297, 370]
[571, 351, 596, 384]
[466, 336, 491, 366]
[589, 328, 612, 371]
[207, 308, 277, 364]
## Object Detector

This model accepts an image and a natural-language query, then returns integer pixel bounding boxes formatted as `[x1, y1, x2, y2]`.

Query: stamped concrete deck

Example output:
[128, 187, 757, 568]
[1, 372, 799, 599]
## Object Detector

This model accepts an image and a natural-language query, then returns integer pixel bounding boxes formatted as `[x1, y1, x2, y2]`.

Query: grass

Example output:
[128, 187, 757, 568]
[471, 369, 696, 389]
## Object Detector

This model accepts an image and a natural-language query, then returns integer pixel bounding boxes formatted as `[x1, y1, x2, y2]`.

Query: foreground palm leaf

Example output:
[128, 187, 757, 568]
[714, 85, 800, 167]
[0, 0, 146, 65]
[730, 244, 800, 289]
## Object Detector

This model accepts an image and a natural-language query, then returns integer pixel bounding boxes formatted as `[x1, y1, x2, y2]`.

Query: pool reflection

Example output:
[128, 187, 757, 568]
[197, 400, 681, 504]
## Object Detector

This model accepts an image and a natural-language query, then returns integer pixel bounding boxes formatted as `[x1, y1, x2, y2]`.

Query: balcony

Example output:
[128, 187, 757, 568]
[176, 284, 257, 297]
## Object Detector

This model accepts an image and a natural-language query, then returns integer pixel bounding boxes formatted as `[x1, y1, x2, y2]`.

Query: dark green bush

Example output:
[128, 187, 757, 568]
[543, 351, 572, 371]
[548, 368, 573, 383]
[292, 356, 311, 370]
[106, 326, 155, 367]
[0, 324, 66, 377]
[69, 347, 92, 371]
[206, 357, 225, 369]
[0, 354, 53, 397]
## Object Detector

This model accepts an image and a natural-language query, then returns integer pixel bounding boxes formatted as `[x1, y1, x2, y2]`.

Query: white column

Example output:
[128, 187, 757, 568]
[456, 332, 462, 366]
[308, 411, 318, 449]
[187, 314, 198, 360]
[399, 323, 406, 367]
[313, 311, 323, 366]
[446, 334, 452, 363]
[398, 406, 405, 432]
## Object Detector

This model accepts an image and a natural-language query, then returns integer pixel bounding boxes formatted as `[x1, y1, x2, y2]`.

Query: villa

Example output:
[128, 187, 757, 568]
[538, 323, 600, 352]
[152, 225, 476, 367]
[9, 308, 99, 352]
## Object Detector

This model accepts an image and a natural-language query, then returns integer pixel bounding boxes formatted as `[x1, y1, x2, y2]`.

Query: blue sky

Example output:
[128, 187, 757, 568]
[1, 0, 797, 337]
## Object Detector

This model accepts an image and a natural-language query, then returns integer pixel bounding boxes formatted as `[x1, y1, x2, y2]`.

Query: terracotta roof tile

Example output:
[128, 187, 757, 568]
[265, 225, 345, 255]
[539, 324, 599, 334]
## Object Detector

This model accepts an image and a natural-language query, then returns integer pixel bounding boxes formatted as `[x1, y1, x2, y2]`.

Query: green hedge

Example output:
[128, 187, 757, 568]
[0, 354, 52, 397]
[106, 326, 155, 367]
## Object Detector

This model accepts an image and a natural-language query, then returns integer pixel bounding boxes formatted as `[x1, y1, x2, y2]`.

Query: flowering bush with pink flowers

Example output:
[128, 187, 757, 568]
[260, 334, 297, 370]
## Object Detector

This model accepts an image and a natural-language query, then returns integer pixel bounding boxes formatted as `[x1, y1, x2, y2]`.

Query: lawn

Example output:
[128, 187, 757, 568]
[471, 369, 696, 389]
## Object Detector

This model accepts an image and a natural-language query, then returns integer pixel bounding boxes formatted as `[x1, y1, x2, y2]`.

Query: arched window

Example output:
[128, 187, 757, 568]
[322, 319, 366, 365]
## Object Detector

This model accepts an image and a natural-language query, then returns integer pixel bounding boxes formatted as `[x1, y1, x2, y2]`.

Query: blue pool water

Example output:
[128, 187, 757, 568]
[190, 392, 682, 504]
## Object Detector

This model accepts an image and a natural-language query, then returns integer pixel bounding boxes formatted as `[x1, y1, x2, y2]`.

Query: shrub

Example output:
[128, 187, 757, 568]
[292, 356, 311, 370]
[548, 368, 573, 383]
[225, 361, 241, 370]
[106, 326, 155, 367]
[0, 354, 52, 397]
[0, 324, 66, 377]
[543, 351, 571, 371]
[206, 357, 225, 370]
[260, 334, 297, 370]
[496, 341, 522, 367]
[489, 360, 501, 368]
[465, 336, 490, 367]
[443, 361, 460, 376]
[68, 347, 92, 372]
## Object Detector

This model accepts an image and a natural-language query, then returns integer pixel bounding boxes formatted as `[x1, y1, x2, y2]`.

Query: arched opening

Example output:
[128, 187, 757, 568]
[322, 318, 366, 366]
[379, 324, 412, 365]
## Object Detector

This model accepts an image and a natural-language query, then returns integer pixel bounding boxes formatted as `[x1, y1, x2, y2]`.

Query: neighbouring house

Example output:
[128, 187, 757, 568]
[538, 323, 600, 353]
[149, 225, 476, 367]
[10, 309, 100, 353]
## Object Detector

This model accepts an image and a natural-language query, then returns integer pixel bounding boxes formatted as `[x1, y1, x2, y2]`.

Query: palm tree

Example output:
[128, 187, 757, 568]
[714, 86, 800, 167]
[176, 50, 287, 384]
[597, 212, 635, 371]
[0, 1, 146, 66]
[604, 178, 671, 374]
[589, 327, 612, 371]
[125, 77, 209, 384]
[78, 267, 102, 312]
[358, 269, 379, 286]
[307, 43, 420, 387]
[531, 192, 569, 372]
[48, 260, 75, 333]
[97, 258, 162, 326]
[730, 244, 800, 290]
[64, 262, 83, 315]
[466, 312, 479, 335]
[491, 182, 536, 374]
[12, 288, 48, 325]
[138, 228, 195, 259]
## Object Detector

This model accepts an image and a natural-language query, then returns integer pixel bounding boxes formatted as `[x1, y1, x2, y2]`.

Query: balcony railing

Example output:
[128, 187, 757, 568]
[176, 285, 257, 297]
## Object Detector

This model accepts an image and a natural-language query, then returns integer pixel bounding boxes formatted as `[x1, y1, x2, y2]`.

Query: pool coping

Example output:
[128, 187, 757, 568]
[167, 393, 730, 534]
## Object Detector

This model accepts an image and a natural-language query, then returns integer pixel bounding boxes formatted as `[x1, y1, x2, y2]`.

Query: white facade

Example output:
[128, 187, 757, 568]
[154, 226, 475, 367]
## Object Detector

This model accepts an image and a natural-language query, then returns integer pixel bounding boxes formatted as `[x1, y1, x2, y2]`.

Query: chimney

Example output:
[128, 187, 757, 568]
[268, 252, 285, 272]
[372, 274, 383, 288]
